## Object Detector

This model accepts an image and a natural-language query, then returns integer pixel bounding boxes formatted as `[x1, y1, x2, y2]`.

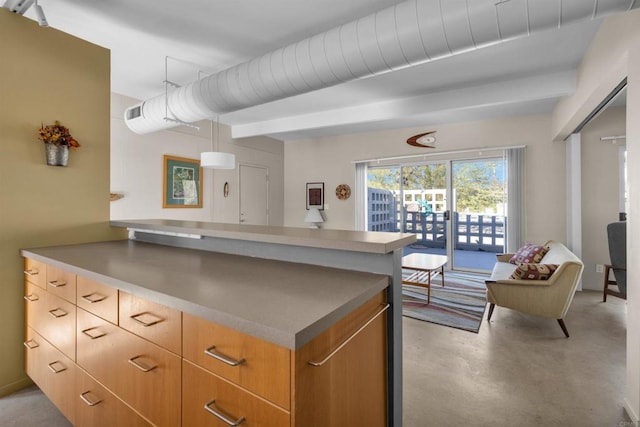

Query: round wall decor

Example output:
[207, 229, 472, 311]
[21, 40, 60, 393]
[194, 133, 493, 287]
[335, 184, 351, 200]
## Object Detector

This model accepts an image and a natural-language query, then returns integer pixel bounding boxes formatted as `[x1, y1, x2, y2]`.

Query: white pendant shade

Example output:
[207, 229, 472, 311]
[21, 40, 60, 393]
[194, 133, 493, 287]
[200, 151, 235, 169]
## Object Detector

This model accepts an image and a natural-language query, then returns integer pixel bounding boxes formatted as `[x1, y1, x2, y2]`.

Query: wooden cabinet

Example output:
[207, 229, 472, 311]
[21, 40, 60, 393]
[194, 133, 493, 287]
[119, 291, 182, 355]
[183, 360, 290, 427]
[75, 367, 152, 427]
[77, 276, 118, 324]
[24, 257, 388, 427]
[24, 258, 47, 289]
[183, 313, 291, 409]
[46, 264, 77, 304]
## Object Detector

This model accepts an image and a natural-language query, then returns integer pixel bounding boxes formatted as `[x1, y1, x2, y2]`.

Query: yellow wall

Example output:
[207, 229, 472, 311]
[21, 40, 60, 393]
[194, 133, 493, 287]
[0, 10, 125, 395]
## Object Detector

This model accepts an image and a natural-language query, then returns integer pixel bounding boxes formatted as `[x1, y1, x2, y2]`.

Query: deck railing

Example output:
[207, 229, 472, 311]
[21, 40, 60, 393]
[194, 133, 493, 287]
[368, 188, 505, 253]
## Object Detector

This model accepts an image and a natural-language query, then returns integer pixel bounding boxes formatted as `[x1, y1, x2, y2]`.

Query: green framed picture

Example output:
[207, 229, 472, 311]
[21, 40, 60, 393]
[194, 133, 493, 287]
[163, 155, 203, 208]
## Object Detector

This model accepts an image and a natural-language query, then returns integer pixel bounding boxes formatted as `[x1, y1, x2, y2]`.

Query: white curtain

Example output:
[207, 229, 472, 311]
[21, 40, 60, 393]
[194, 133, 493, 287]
[506, 147, 525, 252]
[355, 162, 367, 231]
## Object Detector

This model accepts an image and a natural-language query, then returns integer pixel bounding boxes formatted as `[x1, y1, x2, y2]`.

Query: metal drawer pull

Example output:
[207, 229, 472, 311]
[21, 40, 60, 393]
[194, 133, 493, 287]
[128, 355, 157, 372]
[48, 361, 67, 374]
[204, 399, 246, 426]
[81, 327, 106, 340]
[204, 346, 246, 367]
[24, 269, 39, 276]
[81, 292, 106, 304]
[80, 391, 103, 407]
[49, 308, 68, 318]
[308, 304, 389, 367]
[130, 312, 163, 327]
[24, 294, 39, 302]
[24, 340, 39, 349]
[48, 280, 67, 288]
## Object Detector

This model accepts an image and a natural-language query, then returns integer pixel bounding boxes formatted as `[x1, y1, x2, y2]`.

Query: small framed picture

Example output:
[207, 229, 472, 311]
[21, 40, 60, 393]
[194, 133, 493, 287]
[306, 182, 324, 210]
[163, 155, 203, 208]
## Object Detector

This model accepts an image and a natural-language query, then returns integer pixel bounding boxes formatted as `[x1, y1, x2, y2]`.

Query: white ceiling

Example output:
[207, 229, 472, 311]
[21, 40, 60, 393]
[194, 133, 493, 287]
[17, 0, 610, 141]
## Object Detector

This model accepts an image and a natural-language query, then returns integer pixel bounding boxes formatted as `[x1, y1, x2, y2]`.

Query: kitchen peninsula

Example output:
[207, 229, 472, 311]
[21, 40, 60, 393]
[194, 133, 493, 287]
[22, 220, 414, 426]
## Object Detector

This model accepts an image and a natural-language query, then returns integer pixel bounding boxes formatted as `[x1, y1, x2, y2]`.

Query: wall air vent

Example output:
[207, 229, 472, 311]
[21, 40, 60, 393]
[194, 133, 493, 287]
[126, 105, 142, 120]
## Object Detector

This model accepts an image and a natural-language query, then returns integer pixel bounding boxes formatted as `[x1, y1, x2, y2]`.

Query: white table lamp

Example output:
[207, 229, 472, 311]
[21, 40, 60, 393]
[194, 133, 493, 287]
[304, 208, 324, 229]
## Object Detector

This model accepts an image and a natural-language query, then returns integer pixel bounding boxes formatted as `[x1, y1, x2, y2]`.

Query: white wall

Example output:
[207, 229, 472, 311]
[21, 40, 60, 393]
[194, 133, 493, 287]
[110, 93, 284, 225]
[580, 106, 626, 290]
[284, 114, 567, 245]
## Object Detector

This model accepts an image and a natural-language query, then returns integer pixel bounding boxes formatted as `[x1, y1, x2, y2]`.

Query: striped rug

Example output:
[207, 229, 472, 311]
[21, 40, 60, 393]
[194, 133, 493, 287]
[402, 271, 488, 333]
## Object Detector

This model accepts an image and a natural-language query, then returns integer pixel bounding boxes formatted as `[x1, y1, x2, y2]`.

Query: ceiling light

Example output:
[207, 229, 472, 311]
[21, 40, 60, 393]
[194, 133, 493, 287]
[34, 0, 47, 27]
[200, 117, 235, 170]
[2, 0, 34, 14]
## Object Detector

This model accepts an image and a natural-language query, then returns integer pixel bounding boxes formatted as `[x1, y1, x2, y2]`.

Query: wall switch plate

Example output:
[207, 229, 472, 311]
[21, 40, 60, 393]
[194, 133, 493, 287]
[596, 264, 604, 273]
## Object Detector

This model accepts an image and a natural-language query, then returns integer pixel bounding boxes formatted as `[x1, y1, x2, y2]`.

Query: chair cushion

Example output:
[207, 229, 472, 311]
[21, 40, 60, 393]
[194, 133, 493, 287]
[509, 244, 549, 264]
[509, 263, 559, 280]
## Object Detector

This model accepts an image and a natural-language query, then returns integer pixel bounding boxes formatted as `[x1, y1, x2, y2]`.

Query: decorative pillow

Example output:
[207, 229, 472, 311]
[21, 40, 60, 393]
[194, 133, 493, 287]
[509, 244, 549, 264]
[510, 263, 559, 280]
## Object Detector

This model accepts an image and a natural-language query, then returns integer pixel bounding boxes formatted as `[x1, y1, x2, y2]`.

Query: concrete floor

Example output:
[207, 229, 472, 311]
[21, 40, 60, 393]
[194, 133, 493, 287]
[0, 291, 629, 427]
[404, 290, 630, 427]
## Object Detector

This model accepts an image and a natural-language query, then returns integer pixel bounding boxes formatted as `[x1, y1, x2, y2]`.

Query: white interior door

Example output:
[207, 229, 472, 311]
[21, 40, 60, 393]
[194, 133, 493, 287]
[239, 164, 269, 225]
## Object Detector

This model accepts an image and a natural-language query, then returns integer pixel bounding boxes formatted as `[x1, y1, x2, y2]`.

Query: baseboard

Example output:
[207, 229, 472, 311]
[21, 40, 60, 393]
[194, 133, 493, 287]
[624, 398, 640, 427]
[0, 376, 33, 398]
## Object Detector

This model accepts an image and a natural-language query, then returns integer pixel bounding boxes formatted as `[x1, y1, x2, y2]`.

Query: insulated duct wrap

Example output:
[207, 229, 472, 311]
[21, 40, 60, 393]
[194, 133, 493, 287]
[125, 0, 638, 134]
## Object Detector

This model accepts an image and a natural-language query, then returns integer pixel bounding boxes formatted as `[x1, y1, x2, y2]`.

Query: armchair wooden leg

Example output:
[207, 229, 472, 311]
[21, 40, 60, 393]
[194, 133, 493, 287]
[557, 319, 570, 338]
[487, 303, 495, 321]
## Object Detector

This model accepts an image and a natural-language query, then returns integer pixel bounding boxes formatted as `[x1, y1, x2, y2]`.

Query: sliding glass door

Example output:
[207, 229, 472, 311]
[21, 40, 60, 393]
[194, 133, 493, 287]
[366, 157, 506, 272]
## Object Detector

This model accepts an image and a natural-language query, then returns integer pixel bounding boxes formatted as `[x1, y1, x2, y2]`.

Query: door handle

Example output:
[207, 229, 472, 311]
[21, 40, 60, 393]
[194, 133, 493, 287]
[443, 210, 451, 221]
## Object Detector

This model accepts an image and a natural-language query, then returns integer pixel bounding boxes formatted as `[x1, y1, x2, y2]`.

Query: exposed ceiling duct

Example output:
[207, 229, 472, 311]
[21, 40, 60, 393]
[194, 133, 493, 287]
[124, 0, 638, 135]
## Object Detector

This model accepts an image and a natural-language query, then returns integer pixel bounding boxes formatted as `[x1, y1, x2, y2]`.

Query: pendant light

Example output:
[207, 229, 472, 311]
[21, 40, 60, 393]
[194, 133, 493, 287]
[200, 116, 235, 169]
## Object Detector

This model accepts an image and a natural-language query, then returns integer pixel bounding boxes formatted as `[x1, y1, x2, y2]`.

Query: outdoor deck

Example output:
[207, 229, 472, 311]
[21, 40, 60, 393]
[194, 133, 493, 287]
[403, 245, 498, 272]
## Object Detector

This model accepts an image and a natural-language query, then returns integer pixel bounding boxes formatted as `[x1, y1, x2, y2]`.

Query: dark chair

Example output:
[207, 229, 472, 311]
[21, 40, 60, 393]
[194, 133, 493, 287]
[603, 221, 627, 302]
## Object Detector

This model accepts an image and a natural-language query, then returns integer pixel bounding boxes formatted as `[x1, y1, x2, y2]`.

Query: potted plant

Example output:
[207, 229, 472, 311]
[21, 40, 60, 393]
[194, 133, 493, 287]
[37, 121, 80, 166]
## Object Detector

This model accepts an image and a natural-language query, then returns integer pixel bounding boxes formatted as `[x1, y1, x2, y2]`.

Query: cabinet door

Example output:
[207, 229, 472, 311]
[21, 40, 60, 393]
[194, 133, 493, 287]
[293, 292, 387, 427]
[40, 292, 76, 360]
[76, 368, 153, 427]
[24, 258, 47, 289]
[183, 360, 290, 427]
[77, 308, 181, 427]
[77, 276, 118, 324]
[46, 264, 77, 304]
[24, 327, 47, 390]
[34, 330, 77, 425]
[119, 291, 182, 355]
[24, 281, 48, 334]
[183, 313, 291, 410]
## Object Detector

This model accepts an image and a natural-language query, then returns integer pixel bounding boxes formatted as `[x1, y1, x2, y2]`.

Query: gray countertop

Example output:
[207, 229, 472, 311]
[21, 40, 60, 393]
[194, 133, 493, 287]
[21, 240, 389, 350]
[111, 219, 415, 254]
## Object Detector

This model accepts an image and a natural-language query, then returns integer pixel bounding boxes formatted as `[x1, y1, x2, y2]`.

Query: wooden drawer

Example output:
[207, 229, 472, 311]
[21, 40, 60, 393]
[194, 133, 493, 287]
[77, 308, 181, 427]
[183, 360, 290, 427]
[40, 292, 76, 361]
[183, 313, 291, 410]
[24, 281, 48, 333]
[76, 368, 153, 427]
[77, 276, 118, 324]
[24, 258, 47, 289]
[46, 264, 77, 304]
[119, 291, 181, 355]
[27, 328, 77, 425]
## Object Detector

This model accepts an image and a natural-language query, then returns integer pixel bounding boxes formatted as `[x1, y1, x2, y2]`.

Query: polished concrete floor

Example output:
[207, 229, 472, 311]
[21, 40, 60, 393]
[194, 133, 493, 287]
[404, 290, 630, 427]
[0, 290, 629, 427]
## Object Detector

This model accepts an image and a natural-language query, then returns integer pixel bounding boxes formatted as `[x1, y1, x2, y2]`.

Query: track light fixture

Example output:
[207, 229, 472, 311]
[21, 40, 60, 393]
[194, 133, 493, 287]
[34, 0, 47, 27]
[2, 0, 34, 15]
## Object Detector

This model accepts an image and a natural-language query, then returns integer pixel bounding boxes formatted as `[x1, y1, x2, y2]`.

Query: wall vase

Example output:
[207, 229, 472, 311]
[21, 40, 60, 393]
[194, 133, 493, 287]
[45, 143, 69, 167]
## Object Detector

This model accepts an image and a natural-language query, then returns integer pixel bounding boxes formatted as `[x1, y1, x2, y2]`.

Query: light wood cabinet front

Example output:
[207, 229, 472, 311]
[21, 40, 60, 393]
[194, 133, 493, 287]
[77, 308, 181, 427]
[46, 265, 77, 304]
[119, 291, 182, 355]
[183, 313, 291, 410]
[77, 275, 118, 324]
[24, 258, 47, 289]
[24, 327, 46, 391]
[40, 291, 76, 361]
[76, 368, 153, 427]
[183, 360, 290, 427]
[24, 281, 48, 334]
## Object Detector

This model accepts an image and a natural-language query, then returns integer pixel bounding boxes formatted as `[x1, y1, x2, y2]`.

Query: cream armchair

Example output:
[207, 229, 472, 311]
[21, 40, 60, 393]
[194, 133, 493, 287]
[485, 240, 584, 337]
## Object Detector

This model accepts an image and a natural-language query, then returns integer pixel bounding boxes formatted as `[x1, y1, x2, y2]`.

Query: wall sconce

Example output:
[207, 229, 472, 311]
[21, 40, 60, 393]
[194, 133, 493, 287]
[304, 208, 324, 229]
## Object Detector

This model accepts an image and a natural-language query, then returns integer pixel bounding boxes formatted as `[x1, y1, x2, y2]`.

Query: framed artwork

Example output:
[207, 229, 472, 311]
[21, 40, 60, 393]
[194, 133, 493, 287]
[163, 155, 203, 208]
[306, 182, 324, 210]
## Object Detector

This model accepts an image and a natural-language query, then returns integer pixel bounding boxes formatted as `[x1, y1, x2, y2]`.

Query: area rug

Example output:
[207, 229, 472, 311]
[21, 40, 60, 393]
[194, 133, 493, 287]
[402, 271, 488, 333]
